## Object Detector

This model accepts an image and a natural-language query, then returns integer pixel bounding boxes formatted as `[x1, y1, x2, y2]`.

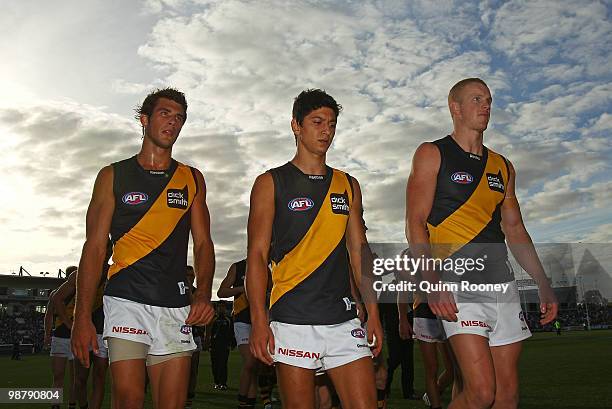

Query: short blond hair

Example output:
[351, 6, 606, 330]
[448, 78, 489, 104]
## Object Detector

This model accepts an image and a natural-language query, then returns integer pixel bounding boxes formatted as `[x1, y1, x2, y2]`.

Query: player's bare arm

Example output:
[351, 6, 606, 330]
[246, 172, 275, 365]
[397, 291, 413, 340]
[186, 168, 216, 326]
[72, 165, 115, 368]
[43, 294, 55, 346]
[217, 263, 243, 299]
[406, 143, 457, 321]
[51, 271, 77, 330]
[346, 176, 384, 357]
[501, 160, 558, 324]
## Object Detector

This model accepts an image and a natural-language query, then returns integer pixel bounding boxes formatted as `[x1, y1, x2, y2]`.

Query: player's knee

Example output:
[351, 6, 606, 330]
[114, 398, 146, 409]
[465, 382, 495, 409]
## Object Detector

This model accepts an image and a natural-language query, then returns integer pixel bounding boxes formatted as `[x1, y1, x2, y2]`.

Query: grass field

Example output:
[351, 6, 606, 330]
[2, 330, 611, 408]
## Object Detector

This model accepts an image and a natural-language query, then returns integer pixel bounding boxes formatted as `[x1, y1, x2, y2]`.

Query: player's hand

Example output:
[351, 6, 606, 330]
[250, 322, 275, 365]
[367, 314, 384, 358]
[428, 289, 458, 322]
[538, 284, 558, 325]
[398, 316, 413, 340]
[71, 317, 98, 368]
[186, 291, 215, 326]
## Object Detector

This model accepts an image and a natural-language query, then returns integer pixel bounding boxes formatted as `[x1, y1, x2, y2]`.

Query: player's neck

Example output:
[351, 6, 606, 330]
[291, 150, 327, 175]
[137, 144, 173, 170]
[450, 129, 484, 155]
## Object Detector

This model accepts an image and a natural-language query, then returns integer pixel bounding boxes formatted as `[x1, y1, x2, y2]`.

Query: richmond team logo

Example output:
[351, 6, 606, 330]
[167, 186, 188, 209]
[451, 171, 474, 184]
[288, 197, 314, 211]
[330, 192, 349, 215]
[122, 192, 148, 205]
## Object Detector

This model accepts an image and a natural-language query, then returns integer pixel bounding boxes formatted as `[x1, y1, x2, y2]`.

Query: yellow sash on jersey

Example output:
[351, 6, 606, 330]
[108, 163, 196, 278]
[233, 293, 249, 316]
[427, 150, 508, 259]
[270, 169, 353, 307]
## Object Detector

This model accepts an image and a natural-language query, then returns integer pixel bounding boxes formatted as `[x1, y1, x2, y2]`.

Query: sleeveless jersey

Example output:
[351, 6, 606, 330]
[427, 135, 512, 283]
[105, 156, 198, 307]
[231, 259, 251, 324]
[269, 162, 356, 325]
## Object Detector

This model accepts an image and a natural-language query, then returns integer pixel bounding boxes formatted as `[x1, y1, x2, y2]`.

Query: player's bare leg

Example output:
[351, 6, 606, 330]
[447, 335, 495, 409]
[276, 364, 316, 409]
[490, 342, 522, 409]
[420, 341, 442, 408]
[238, 344, 258, 404]
[110, 359, 146, 409]
[73, 358, 90, 407]
[327, 357, 376, 409]
[90, 354, 108, 409]
[147, 356, 191, 409]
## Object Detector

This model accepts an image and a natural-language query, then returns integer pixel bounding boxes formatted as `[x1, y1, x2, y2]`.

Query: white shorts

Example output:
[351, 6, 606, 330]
[442, 281, 531, 347]
[270, 318, 372, 371]
[413, 317, 447, 343]
[234, 322, 251, 346]
[93, 334, 109, 358]
[50, 336, 74, 360]
[103, 296, 196, 355]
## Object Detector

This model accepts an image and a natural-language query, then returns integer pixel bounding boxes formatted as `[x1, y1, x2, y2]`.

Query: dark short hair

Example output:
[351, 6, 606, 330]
[135, 88, 188, 122]
[292, 89, 342, 125]
[66, 266, 78, 275]
[448, 78, 489, 103]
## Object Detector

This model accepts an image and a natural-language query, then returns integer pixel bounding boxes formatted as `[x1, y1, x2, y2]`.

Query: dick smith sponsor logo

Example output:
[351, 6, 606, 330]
[486, 171, 505, 193]
[330, 192, 349, 215]
[167, 186, 188, 209]
[122, 192, 148, 205]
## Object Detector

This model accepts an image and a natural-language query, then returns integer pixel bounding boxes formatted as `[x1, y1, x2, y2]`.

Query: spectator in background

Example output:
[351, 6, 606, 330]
[208, 302, 233, 390]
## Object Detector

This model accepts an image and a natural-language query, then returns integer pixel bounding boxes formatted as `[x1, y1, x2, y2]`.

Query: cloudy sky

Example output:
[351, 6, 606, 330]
[0, 0, 610, 291]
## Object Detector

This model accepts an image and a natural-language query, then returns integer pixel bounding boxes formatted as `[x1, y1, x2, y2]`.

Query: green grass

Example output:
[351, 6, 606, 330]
[2, 330, 611, 408]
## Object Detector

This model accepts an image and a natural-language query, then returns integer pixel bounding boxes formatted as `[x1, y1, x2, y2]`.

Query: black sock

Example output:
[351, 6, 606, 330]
[238, 394, 249, 409]
[377, 388, 386, 409]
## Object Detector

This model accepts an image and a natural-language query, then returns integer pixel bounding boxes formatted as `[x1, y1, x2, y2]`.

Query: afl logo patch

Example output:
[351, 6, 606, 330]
[351, 328, 366, 339]
[451, 171, 474, 184]
[288, 197, 314, 211]
[122, 192, 148, 205]
[180, 325, 192, 335]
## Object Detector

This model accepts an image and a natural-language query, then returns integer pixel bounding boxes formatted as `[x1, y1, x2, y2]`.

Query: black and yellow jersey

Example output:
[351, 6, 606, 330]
[53, 291, 75, 339]
[427, 135, 513, 283]
[105, 156, 198, 307]
[232, 259, 250, 324]
[268, 162, 356, 325]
